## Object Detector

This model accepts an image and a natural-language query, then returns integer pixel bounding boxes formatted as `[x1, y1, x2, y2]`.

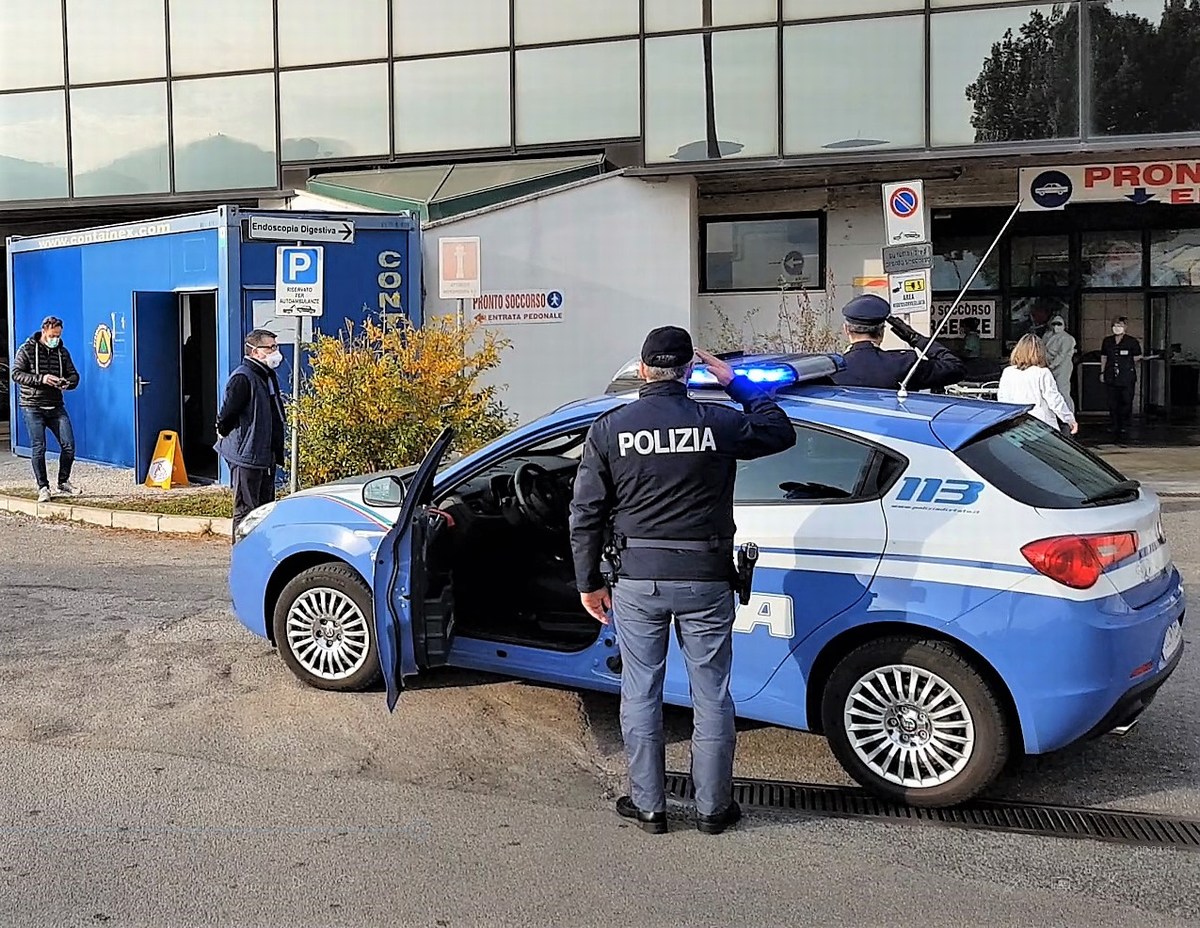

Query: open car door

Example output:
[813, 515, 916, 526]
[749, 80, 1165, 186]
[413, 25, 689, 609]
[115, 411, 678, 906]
[372, 427, 457, 711]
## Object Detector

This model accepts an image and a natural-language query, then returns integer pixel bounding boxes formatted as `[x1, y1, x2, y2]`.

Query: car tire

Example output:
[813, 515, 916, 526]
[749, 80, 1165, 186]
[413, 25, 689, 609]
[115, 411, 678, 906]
[272, 563, 382, 692]
[822, 636, 1010, 808]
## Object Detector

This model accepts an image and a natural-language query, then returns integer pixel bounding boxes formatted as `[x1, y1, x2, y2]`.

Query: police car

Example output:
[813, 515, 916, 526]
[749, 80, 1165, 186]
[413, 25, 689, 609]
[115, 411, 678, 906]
[228, 353, 1186, 807]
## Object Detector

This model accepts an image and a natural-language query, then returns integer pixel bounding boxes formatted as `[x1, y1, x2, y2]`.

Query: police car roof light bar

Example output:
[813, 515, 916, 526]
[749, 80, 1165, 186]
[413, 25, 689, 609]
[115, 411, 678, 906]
[689, 361, 798, 388]
[896, 198, 1024, 401]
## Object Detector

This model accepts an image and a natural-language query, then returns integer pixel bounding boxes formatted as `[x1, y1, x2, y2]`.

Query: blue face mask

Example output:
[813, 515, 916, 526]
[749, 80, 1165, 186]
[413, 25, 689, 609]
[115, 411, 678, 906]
[44, 336, 60, 348]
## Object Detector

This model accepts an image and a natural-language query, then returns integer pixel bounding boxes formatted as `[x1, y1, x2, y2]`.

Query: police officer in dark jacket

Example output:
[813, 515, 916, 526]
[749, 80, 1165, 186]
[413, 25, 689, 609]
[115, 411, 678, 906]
[570, 326, 796, 836]
[216, 329, 286, 535]
[831, 294, 965, 391]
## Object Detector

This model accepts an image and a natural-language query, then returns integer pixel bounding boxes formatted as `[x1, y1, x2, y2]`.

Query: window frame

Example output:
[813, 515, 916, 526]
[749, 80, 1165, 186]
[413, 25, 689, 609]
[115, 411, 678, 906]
[699, 210, 827, 294]
[728, 414, 910, 507]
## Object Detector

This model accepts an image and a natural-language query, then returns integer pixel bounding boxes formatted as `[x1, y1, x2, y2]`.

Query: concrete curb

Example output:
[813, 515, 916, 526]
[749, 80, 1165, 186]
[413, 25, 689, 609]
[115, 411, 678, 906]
[0, 492, 232, 537]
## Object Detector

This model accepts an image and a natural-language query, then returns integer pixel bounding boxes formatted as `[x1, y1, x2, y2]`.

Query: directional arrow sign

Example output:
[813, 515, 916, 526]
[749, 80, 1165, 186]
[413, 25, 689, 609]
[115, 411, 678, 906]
[247, 215, 355, 244]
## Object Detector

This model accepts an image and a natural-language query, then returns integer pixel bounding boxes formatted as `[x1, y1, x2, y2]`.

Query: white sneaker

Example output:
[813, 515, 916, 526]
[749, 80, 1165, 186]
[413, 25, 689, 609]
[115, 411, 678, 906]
[57, 481, 81, 496]
[37, 487, 51, 503]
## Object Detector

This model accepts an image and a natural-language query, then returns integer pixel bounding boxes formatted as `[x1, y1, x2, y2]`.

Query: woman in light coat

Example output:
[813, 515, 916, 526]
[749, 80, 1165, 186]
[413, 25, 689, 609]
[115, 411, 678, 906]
[998, 334, 1078, 434]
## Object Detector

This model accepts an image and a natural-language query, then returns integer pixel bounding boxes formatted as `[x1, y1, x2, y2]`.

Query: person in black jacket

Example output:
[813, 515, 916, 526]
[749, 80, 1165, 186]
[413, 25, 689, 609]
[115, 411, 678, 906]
[215, 329, 286, 536]
[831, 294, 965, 391]
[10, 315, 81, 502]
[569, 326, 796, 836]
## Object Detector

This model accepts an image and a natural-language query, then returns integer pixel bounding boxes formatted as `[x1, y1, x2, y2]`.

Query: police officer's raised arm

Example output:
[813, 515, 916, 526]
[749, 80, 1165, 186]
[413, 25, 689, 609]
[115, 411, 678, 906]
[569, 419, 616, 622]
[695, 349, 797, 460]
[886, 315, 966, 391]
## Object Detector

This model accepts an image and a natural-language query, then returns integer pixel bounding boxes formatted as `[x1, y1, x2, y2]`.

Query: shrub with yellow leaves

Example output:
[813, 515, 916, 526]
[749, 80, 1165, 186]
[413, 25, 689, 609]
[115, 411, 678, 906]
[286, 314, 515, 488]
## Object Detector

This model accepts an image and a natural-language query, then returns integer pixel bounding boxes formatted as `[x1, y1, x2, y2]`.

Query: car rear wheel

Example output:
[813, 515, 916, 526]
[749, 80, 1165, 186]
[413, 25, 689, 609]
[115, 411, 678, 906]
[272, 564, 381, 692]
[822, 637, 1010, 807]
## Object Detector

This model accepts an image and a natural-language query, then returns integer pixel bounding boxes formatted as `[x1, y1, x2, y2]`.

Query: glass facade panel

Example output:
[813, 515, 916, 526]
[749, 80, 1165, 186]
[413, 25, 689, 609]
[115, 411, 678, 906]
[516, 41, 639, 145]
[645, 28, 778, 163]
[785, 0, 921, 18]
[70, 82, 169, 196]
[930, 3, 1079, 147]
[1151, 230, 1200, 288]
[171, 73, 277, 192]
[0, 0, 64, 90]
[394, 0, 509, 55]
[784, 17, 923, 154]
[168, 0, 275, 76]
[394, 54, 511, 153]
[278, 0, 388, 66]
[66, 0, 166, 84]
[0, 90, 67, 200]
[646, 0, 778, 31]
[1011, 234, 1071, 288]
[1090, 0, 1200, 137]
[703, 216, 822, 291]
[931, 235, 1001, 292]
[1082, 231, 1143, 288]
[280, 64, 389, 161]
[515, 0, 639, 44]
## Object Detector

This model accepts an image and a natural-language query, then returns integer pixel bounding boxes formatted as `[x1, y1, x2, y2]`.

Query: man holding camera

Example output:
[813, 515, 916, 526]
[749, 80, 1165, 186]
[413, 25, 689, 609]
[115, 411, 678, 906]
[831, 294, 965, 392]
[10, 315, 81, 502]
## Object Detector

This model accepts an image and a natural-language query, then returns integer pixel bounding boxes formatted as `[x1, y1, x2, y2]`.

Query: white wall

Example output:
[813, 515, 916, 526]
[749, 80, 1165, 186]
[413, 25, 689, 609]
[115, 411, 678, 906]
[696, 164, 1020, 352]
[422, 173, 698, 424]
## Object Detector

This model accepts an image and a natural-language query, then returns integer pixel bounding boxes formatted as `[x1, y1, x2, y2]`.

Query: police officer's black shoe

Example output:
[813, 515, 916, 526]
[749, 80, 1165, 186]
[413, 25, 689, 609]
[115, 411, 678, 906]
[615, 795, 667, 834]
[696, 800, 742, 835]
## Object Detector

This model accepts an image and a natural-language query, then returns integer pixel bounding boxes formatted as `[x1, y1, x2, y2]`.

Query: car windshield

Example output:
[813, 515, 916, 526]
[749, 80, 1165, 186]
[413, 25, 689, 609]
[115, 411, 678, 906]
[956, 416, 1134, 509]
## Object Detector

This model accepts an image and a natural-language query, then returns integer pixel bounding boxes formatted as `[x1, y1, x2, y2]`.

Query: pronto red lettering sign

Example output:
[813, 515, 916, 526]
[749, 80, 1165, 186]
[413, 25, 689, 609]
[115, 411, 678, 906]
[1021, 161, 1200, 211]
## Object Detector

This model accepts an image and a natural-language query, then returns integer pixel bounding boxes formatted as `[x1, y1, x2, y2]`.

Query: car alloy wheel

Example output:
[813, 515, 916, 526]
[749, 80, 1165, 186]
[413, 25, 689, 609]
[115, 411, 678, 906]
[285, 586, 371, 681]
[843, 663, 976, 788]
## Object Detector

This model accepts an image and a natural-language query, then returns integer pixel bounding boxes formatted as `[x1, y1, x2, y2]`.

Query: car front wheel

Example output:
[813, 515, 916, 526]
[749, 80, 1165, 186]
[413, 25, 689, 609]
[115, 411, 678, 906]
[822, 637, 1010, 807]
[272, 563, 381, 692]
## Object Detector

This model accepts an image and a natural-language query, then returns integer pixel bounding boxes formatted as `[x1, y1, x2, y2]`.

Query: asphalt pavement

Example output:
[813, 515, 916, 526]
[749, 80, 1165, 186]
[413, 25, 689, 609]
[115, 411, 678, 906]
[0, 510, 1197, 927]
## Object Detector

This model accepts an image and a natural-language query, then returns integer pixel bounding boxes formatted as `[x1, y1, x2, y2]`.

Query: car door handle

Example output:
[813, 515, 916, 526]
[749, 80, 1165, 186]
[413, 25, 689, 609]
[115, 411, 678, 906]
[136, 377, 150, 395]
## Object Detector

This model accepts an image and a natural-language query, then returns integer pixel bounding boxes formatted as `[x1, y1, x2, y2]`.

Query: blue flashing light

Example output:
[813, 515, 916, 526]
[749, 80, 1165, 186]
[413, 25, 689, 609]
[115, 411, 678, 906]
[688, 362, 799, 388]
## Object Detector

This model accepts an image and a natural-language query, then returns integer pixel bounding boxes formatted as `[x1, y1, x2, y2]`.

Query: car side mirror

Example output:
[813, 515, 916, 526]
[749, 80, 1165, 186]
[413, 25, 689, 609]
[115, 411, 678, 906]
[363, 474, 404, 508]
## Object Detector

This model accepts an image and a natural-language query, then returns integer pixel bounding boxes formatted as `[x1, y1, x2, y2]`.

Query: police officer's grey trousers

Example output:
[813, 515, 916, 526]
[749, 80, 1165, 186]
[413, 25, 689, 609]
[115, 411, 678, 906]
[611, 578, 737, 817]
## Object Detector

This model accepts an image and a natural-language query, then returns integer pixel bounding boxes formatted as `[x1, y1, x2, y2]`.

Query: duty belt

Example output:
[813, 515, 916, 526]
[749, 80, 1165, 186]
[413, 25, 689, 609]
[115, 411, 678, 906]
[617, 536, 731, 552]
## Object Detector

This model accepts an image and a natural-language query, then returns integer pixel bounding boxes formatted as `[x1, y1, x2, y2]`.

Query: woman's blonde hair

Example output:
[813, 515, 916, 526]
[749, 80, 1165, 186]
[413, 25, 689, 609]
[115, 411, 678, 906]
[1010, 333, 1048, 370]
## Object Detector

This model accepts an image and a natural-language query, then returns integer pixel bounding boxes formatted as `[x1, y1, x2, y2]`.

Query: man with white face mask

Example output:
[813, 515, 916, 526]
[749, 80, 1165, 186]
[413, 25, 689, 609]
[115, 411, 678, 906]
[216, 329, 287, 535]
[1042, 315, 1077, 413]
[1100, 316, 1142, 444]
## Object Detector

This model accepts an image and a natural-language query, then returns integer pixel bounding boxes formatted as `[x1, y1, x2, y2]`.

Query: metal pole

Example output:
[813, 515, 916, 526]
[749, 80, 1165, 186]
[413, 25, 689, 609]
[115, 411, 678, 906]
[897, 198, 1023, 400]
[289, 239, 302, 494]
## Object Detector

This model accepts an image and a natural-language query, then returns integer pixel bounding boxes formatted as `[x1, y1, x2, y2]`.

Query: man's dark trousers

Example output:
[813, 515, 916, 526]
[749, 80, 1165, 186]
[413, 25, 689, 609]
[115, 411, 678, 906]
[1107, 382, 1135, 439]
[22, 406, 75, 490]
[231, 465, 275, 535]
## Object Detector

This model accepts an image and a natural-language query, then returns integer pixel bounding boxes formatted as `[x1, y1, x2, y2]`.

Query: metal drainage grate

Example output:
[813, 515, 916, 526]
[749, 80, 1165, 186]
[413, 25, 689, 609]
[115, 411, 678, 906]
[663, 773, 1200, 851]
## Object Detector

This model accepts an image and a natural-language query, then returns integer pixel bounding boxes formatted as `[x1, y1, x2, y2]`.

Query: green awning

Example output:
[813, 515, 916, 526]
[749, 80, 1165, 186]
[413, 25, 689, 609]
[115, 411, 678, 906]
[305, 154, 607, 222]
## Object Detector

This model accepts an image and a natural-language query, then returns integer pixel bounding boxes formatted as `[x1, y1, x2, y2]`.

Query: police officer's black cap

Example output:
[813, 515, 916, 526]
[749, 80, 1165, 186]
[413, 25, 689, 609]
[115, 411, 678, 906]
[841, 295, 891, 324]
[641, 326, 694, 367]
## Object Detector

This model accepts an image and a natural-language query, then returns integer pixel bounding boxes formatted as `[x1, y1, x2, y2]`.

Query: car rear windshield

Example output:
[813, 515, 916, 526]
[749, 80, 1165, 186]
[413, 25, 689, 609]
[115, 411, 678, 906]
[956, 415, 1136, 509]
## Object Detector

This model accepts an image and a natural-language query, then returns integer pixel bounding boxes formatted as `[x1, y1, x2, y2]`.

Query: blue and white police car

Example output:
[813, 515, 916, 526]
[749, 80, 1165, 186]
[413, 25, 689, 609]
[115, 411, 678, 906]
[228, 353, 1186, 807]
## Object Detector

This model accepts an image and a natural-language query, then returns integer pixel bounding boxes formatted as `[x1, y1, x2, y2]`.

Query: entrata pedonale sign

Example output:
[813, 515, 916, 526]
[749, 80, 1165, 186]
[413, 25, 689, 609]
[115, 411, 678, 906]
[1020, 161, 1200, 210]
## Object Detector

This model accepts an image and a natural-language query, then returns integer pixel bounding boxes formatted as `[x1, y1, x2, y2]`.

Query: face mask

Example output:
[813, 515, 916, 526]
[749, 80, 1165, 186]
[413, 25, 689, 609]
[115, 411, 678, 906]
[263, 350, 283, 369]
[1113, 325, 1126, 335]
[44, 336, 60, 348]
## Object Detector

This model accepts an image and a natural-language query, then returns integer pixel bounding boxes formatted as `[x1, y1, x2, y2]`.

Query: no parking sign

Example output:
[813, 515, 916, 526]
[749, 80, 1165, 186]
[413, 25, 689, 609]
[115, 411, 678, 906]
[882, 179, 927, 246]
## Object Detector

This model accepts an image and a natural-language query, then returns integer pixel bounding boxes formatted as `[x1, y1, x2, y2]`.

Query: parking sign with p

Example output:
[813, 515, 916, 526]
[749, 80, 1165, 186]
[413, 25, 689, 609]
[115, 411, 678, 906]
[275, 245, 324, 316]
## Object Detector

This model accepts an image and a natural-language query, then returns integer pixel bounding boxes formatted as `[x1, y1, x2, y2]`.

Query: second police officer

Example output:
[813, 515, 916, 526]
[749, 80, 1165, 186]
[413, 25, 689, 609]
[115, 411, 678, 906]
[831, 294, 966, 392]
[569, 326, 796, 836]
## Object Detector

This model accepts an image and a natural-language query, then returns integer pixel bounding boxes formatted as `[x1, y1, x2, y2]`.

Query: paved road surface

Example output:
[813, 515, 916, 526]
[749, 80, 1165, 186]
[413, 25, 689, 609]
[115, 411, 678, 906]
[0, 510, 1197, 927]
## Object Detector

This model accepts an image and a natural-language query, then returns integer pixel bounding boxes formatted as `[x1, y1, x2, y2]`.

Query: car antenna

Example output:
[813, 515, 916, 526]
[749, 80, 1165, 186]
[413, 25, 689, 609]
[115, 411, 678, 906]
[896, 198, 1024, 402]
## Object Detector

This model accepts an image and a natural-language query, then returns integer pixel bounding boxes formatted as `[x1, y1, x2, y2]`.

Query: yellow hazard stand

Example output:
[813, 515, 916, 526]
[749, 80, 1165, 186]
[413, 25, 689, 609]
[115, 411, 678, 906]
[144, 430, 190, 489]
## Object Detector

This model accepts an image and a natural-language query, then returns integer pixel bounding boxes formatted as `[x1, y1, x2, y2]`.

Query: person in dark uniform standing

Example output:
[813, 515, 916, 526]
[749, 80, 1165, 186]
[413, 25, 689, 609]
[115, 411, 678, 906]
[569, 327, 796, 836]
[830, 294, 965, 391]
[1100, 316, 1142, 444]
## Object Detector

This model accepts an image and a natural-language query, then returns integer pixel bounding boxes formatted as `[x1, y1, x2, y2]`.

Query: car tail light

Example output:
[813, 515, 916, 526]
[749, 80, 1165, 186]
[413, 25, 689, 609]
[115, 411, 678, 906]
[1020, 532, 1138, 589]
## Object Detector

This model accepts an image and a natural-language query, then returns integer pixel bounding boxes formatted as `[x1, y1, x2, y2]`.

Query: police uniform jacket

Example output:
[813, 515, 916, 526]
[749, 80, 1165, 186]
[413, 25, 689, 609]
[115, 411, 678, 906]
[831, 339, 965, 391]
[569, 376, 796, 592]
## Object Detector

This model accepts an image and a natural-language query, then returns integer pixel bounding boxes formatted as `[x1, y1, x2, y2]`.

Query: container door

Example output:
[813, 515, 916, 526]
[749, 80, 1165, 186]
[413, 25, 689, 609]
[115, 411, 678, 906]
[132, 291, 182, 483]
